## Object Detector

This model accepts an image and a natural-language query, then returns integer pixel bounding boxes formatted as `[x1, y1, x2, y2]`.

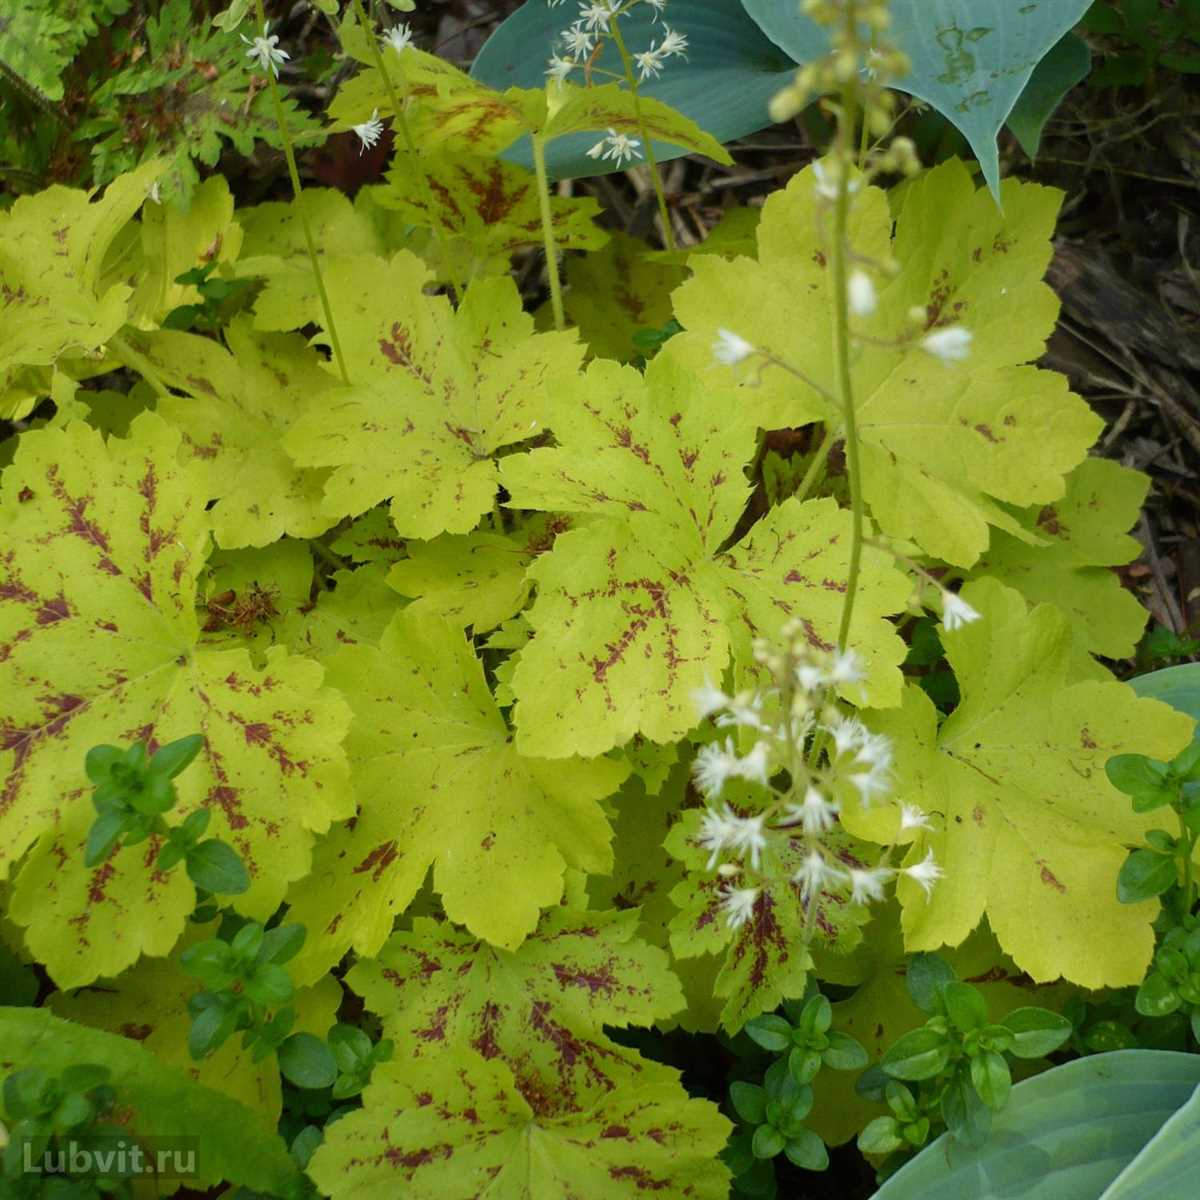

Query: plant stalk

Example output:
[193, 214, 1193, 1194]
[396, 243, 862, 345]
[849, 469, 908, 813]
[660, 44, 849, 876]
[532, 133, 566, 331]
[253, 0, 351, 386]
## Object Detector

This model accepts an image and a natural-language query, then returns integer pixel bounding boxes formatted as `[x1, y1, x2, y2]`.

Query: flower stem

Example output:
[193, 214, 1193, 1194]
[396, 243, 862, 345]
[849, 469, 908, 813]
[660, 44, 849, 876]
[607, 19, 677, 252]
[792, 427, 832, 504]
[532, 133, 566, 331]
[830, 84, 864, 654]
[253, 0, 350, 385]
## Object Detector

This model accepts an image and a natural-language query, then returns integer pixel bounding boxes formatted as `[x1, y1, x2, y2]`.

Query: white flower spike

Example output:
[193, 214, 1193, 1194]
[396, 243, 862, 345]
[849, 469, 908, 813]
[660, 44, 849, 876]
[941, 590, 982, 632]
[848, 866, 893, 906]
[922, 326, 972, 363]
[241, 25, 289, 78]
[713, 328, 754, 366]
[794, 849, 845, 898]
[353, 109, 384, 155]
[899, 803, 933, 833]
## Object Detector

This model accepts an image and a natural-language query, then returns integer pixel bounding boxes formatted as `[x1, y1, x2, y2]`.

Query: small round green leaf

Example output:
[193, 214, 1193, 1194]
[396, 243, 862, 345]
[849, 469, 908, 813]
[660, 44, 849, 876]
[882, 1027, 953, 1081]
[730, 1081, 767, 1126]
[858, 1115, 903, 1157]
[745, 1014, 792, 1052]
[1001, 1007, 1073, 1059]
[277, 1033, 337, 1091]
[186, 839, 250, 895]
[1118, 848, 1178, 903]
[905, 954, 956, 1014]
[751, 1123, 786, 1160]
[943, 982, 987, 1033]
[784, 1128, 828, 1171]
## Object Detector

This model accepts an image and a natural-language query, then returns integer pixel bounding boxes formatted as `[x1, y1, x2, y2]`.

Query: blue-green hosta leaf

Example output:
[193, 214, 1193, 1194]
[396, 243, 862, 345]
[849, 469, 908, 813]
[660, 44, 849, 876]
[470, 0, 796, 178]
[741, 0, 1093, 199]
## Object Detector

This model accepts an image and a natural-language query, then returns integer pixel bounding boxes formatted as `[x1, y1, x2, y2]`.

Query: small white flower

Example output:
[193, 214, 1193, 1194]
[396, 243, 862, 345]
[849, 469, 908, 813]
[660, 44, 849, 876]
[853, 730, 893, 773]
[849, 766, 892, 806]
[241, 25, 289, 78]
[903, 848, 944, 898]
[922, 326, 972, 363]
[721, 886, 760, 930]
[578, 0, 617, 32]
[383, 23, 413, 54]
[643, 0, 667, 17]
[825, 713, 867, 759]
[546, 54, 576, 83]
[847, 865, 893, 905]
[585, 128, 643, 167]
[353, 108, 384, 154]
[941, 590, 982, 632]
[146, 180, 162, 205]
[692, 680, 729, 719]
[715, 692, 770, 733]
[713, 328, 754, 366]
[634, 49, 665, 80]
[811, 159, 861, 202]
[848, 270, 877, 317]
[828, 649, 865, 686]
[784, 785, 838, 835]
[697, 803, 741, 868]
[736, 741, 772, 788]
[794, 849, 845, 898]
[727, 811, 769, 870]
[899, 803, 933, 833]
[796, 662, 826, 692]
[561, 21, 596, 60]
[693, 740, 740, 798]
[657, 25, 689, 58]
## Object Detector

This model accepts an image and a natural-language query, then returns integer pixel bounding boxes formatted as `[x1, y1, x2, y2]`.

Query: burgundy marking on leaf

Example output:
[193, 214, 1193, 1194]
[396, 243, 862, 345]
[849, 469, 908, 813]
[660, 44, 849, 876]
[35, 594, 71, 625]
[550, 962, 619, 997]
[1038, 861, 1067, 893]
[608, 1164, 669, 1190]
[354, 841, 398, 881]
[46, 467, 110, 555]
[87, 860, 117, 906]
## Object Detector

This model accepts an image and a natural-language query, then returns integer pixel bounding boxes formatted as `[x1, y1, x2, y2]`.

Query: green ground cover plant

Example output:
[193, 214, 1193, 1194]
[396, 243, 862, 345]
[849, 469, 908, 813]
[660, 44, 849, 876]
[1, 0, 1199, 1196]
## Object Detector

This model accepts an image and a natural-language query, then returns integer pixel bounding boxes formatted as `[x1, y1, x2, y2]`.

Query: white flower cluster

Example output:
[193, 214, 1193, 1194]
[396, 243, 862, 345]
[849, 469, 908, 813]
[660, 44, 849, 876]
[241, 24, 288, 78]
[687, 625, 942, 933]
[585, 128, 643, 167]
[545, 0, 682, 86]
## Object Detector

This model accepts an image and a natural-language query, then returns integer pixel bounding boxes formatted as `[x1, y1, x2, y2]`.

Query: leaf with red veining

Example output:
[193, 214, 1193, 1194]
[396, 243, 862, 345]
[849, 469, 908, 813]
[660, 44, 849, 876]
[282, 253, 583, 539]
[348, 906, 683, 1115]
[0, 160, 161, 398]
[499, 351, 909, 758]
[121, 317, 340, 549]
[284, 608, 626, 982]
[308, 1050, 731, 1200]
[377, 152, 607, 257]
[853, 578, 1194, 991]
[546, 231, 687, 363]
[672, 159, 1103, 567]
[0, 415, 352, 986]
[387, 514, 571, 635]
[666, 797, 869, 1033]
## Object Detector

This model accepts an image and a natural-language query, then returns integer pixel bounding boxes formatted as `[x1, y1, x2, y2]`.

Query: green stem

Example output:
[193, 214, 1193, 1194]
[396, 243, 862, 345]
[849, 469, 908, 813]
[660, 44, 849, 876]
[792, 426, 831, 504]
[253, 0, 350, 386]
[110, 334, 171, 400]
[830, 79, 863, 655]
[1179, 807, 1195, 922]
[607, 20, 677, 252]
[532, 133, 566, 331]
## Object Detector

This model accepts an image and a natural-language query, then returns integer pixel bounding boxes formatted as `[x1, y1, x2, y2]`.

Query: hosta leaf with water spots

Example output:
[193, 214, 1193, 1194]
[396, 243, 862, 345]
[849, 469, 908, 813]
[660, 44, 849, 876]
[975, 457, 1150, 658]
[672, 159, 1101, 567]
[284, 608, 626, 982]
[282, 253, 582, 539]
[0, 415, 351, 987]
[499, 350, 909, 758]
[122, 318, 339, 548]
[308, 1051, 731, 1200]
[348, 907, 684, 1109]
[858, 579, 1193, 990]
